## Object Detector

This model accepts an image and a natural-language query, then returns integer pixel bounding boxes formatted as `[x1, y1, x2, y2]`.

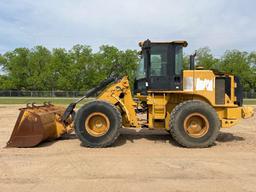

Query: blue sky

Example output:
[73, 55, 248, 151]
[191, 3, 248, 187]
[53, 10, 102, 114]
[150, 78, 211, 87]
[0, 0, 255, 56]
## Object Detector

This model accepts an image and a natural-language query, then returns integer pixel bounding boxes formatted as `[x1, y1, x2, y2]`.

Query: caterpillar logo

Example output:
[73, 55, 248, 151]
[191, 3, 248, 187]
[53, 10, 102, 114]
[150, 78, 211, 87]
[183, 77, 214, 92]
[196, 78, 214, 91]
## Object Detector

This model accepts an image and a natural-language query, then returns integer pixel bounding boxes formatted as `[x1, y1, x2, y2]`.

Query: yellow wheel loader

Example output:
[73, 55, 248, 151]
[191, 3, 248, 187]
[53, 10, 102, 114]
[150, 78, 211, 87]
[7, 40, 254, 148]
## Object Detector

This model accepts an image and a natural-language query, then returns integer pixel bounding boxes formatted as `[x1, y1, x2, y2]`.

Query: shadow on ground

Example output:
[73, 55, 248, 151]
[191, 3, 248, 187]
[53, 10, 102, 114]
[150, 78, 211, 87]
[37, 129, 245, 148]
[113, 128, 178, 147]
[216, 132, 245, 142]
[37, 133, 78, 148]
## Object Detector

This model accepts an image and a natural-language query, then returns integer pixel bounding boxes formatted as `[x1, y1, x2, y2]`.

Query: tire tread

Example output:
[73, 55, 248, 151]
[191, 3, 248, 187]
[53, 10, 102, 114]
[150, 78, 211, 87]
[75, 100, 122, 148]
[169, 100, 220, 148]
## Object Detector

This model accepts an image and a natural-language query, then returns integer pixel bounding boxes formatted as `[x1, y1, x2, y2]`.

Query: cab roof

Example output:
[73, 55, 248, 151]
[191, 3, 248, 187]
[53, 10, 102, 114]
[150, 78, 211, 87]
[139, 40, 188, 48]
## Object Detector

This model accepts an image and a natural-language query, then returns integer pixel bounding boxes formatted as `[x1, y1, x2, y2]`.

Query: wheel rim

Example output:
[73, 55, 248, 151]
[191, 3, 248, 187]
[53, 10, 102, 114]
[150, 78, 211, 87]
[183, 113, 209, 138]
[85, 112, 110, 137]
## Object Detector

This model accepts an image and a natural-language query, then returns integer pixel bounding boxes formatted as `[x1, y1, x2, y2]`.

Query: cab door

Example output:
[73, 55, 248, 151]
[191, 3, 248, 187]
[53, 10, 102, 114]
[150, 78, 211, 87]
[148, 44, 183, 91]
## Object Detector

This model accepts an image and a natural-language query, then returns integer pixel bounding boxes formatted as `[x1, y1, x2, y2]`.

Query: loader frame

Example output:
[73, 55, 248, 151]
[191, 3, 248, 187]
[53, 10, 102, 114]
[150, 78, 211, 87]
[97, 75, 253, 130]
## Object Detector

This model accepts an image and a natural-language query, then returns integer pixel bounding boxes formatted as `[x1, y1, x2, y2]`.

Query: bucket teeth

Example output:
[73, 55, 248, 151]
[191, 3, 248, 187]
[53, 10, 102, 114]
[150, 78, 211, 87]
[7, 104, 69, 148]
[25, 102, 53, 109]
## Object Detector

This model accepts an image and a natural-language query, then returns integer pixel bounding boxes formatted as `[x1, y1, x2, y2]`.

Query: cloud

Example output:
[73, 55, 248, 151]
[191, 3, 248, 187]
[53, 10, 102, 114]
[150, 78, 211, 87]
[0, 0, 255, 56]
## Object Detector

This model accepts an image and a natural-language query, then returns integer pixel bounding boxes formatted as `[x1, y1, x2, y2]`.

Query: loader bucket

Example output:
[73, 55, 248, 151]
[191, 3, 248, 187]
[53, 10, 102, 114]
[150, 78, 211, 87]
[6, 103, 68, 147]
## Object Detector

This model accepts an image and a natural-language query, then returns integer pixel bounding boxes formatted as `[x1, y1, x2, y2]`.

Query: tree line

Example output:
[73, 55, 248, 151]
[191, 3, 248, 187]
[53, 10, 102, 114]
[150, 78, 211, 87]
[0, 45, 255, 92]
[0, 45, 138, 91]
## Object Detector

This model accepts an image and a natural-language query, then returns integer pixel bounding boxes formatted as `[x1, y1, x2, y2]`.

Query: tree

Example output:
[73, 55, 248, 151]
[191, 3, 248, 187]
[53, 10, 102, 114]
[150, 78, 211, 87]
[1, 48, 31, 90]
[44, 48, 71, 91]
[183, 54, 190, 70]
[68, 44, 95, 90]
[27, 46, 51, 90]
[219, 50, 255, 91]
[248, 51, 256, 76]
[94, 45, 121, 78]
[195, 47, 219, 69]
[94, 45, 138, 84]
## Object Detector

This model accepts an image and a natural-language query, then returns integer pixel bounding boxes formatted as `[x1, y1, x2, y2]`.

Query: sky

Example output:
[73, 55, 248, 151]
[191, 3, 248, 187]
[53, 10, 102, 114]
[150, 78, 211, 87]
[0, 0, 255, 56]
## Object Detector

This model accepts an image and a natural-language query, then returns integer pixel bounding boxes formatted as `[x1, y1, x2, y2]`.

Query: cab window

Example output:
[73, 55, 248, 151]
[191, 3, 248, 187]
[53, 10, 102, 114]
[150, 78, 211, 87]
[150, 45, 168, 76]
[175, 46, 183, 75]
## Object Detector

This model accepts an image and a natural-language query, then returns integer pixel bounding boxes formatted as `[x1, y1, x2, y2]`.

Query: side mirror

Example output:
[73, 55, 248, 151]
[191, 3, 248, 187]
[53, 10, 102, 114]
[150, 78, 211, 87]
[189, 51, 197, 70]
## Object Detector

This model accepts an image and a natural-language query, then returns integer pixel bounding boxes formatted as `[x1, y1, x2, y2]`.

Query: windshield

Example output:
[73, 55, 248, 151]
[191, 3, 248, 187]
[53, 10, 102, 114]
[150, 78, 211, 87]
[136, 54, 146, 79]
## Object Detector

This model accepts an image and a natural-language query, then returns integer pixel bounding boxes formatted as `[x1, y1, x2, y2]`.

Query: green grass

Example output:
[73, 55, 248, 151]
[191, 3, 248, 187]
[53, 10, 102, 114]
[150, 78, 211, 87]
[0, 97, 78, 106]
[243, 99, 256, 105]
[0, 97, 255, 105]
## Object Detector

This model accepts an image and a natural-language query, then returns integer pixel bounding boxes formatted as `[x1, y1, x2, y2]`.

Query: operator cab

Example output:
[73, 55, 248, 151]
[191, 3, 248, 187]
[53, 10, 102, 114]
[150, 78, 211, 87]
[134, 39, 188, 94]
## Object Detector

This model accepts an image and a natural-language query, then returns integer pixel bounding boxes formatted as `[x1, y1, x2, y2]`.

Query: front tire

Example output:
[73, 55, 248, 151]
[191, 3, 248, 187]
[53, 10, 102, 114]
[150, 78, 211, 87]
[74, 100, 121, 147]
[170, 100, 220, 148]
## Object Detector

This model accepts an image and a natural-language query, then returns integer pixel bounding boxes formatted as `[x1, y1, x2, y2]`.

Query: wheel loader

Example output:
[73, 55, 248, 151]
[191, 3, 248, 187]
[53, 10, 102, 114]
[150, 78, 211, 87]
[7, 39, 254, 148]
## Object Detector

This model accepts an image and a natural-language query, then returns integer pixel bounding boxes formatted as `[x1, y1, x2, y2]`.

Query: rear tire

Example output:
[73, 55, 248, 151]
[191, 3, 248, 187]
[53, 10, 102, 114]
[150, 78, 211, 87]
[74, 100, 121, 147]
[170, 100, 220, 148]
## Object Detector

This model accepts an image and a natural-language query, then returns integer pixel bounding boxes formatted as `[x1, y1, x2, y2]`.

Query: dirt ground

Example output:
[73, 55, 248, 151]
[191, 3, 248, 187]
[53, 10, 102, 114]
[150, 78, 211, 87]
[0, 105, 256, 192]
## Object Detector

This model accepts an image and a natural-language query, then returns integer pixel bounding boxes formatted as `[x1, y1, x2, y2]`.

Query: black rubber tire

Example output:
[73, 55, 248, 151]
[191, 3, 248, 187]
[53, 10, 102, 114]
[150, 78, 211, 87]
[74, 100, 121, 147]
[170, 100, 220, 148]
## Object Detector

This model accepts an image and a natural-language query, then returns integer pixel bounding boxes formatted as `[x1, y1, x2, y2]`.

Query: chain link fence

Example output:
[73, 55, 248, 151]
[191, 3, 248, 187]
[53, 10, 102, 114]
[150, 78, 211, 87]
[0, 90, 86, 97]
[243, 92, 256, 99]
[0, 90, 255, 98]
